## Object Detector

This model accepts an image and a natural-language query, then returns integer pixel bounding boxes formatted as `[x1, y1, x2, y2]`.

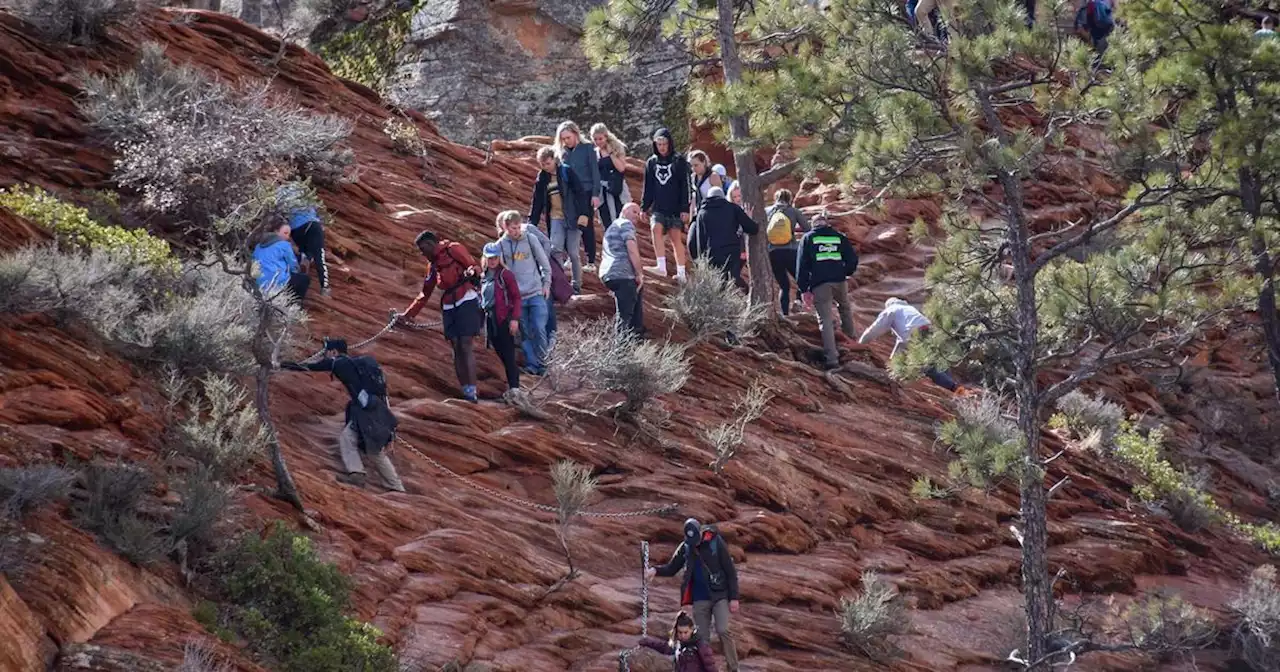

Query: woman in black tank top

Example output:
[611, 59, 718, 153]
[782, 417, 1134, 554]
[591, 123, 629, 236]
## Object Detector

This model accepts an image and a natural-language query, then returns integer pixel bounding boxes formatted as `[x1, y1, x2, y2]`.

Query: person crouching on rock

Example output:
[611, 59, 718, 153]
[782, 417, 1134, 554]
[646, 518, 740, 671]
[397, 230, 483, 403]
[281, 338, 405, 492]
[859, 297, 960, 392]
[253, 221, 311, 304]
[639, 611, 717, 672]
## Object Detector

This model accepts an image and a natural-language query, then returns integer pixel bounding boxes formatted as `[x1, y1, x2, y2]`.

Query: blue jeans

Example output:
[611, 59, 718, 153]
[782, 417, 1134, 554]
[520, 295, 550, 372]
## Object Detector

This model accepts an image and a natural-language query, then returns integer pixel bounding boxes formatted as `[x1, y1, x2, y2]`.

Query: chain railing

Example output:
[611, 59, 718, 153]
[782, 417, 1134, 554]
[299, 310, 439, 364]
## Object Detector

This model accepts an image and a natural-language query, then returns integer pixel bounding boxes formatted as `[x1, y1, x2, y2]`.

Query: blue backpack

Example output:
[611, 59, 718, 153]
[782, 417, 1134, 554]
[1089, 0, 1114, 31]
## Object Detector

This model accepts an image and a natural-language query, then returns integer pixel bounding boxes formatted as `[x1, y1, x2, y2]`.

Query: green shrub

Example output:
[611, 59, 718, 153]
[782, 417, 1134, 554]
[909, 475, 953, 500]
[315, 3, 419, 94]
[937, 393, 1022, 488]
[173, 375, 269, 478]
[213, 523, 397, 672]
[0, 465, 75, 520]
[0, 185, 176, 272]
[72, 462, 171, 565]
[1122, 592, 1216, 653]
[169, 467, 231, 554]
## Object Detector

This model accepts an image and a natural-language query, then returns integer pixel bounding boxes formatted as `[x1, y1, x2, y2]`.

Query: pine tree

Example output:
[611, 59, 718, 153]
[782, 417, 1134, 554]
[1104, 0, 1280, 404]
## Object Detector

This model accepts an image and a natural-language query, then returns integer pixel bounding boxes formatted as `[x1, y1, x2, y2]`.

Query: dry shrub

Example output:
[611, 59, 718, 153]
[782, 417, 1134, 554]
[173, 374, 269, 479]
[1121, 592, 1216, 654]
[704, 381, 772, 474]
[547, 318, 689, 416]
[838, 571, 907, 659]
[72, 462, 170, 565]
[1052, 390, 1124, 449]
[0, 465, 75, 520]
[169, 467, 232, 555]
[666, 256, 766, 342]
[383, 117, 424, 156]
[5, 0, 138, 44]
[550, 460, 597, 578]
[1232, 565, 1280, 671]
[177, 642, 232, 672]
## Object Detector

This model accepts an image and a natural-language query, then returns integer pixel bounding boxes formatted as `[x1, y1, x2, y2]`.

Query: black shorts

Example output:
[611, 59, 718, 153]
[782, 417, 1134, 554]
[443, 299, 484, 341]
[653, 212, 685, 233]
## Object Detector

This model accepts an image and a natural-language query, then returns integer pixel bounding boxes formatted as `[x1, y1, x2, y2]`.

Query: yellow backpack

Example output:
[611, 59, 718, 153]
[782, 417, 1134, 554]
[767, 209, 794, 246]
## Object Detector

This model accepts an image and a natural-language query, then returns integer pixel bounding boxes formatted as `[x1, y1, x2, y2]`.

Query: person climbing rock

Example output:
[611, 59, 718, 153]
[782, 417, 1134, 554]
[496, 211, 553, 376]
[638, 611, 718, 672]
[480, 242, 522, 401]
[592, 122, 630, 240]
[555, 121, 602, 274]
[860, 297, 959, 391]
[281, 338, 404, 491]
[277, 182, 331, 297]
[764, 188, 811, 316]
[397, 230, 483, 402]
[530, 145, 590, 293]
[641, 127, 692, 282]
[253, 221, 310, 303]
[688, 186, 757, 291]
[796, 214, 859, 370]
[646, 518, 740, 672]
[602, 202, 646, 337]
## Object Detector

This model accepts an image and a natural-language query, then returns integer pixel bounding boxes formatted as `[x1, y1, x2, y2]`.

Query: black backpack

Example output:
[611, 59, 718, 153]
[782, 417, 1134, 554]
[347, 355, 387, 399]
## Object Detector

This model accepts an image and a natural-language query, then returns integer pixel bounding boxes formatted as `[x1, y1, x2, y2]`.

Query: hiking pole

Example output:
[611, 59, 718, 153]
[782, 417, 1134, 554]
[641, 540, 650, 639]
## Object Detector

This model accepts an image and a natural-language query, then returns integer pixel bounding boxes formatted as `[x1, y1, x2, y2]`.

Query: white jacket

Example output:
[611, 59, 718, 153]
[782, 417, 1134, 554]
[859, 298, 931, 357]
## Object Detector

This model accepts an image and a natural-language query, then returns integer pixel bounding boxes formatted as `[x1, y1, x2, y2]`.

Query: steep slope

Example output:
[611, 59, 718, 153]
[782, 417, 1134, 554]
[0, 9, 1277, 672]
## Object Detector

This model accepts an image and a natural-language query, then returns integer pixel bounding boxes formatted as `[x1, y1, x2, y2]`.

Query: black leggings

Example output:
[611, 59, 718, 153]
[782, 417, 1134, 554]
[287, 271, 311, 303]
[580, 201, 597, 265]
[769, 248, 798, 315]
[290, 221, 329, 290]
[486, 315, 521, 390]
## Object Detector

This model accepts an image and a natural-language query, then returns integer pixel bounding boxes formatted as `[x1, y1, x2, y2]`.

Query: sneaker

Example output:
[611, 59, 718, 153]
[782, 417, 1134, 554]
[644, 265, 667, 277]
[583, 263, 597, 273]
[336, 472, 367, 487]
[462, 385, 478, 403]
[320, 286, 332, 298]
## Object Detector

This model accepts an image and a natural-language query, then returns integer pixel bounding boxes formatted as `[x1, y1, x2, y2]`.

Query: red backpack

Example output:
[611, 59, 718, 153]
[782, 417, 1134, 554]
[548, 249, 573, 304]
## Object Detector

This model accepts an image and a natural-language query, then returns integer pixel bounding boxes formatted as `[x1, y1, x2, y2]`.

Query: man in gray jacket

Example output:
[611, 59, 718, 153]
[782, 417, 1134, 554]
[496, 211, 553, 375]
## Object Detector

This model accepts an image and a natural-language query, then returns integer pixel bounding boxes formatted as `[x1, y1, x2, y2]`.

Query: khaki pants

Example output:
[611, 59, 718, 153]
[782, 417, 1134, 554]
[338, 423, 405, 491]
[914, 0, 954, 39]
[692, 599, 739, 671]
[813, 281, 855, 367]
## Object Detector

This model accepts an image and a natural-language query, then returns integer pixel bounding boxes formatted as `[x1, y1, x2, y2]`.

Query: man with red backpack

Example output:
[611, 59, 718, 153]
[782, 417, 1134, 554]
[398, 230, 484, 402]
[646, 518, 741, 672]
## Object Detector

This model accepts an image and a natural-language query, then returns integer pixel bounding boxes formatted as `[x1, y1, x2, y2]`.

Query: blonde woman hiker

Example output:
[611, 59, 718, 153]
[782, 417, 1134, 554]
[530, 145, 590, 293]
[554, 121, 602, 273]
[591, 123, 629, 242]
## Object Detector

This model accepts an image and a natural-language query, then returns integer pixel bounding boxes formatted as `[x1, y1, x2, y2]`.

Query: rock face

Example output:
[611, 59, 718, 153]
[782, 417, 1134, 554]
[391, 0, 687, 147]
[0, 7, 1278, 672]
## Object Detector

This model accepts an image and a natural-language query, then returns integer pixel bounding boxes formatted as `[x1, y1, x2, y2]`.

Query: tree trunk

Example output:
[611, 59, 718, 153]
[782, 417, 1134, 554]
[257, 363, 305, 511]
[1241, 170, 1280, 404]
[715, 0, 775, 313]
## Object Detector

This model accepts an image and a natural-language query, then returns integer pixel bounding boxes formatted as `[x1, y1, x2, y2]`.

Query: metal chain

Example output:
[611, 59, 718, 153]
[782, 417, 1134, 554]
[618, 647, 638, 672]
[641, 540, 650, 638]
[395, 437, 677, 518]
[299, 310, 440, 364]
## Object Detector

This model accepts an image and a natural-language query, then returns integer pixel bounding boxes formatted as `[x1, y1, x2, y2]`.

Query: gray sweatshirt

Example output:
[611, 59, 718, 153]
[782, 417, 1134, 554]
[497, 226, 551, 299]
[563, 143, 602, 200]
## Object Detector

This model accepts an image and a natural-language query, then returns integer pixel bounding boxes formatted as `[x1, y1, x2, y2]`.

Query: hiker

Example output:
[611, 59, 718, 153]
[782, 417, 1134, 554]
[860, 298, 958, 391]
[602, 202, 646, 337]
[906, 0, 948, 42]
[530, 146, 590, 293]
[397, 230, 484, 402]
[690, 150, 723, 212]
[1257, 16, 1277, 37]
[278, 182, 331, 297]
[592, 123, 630, 232]
[725, 182, 750, 284]
[712, 164, 734, 197]
[480, 242, 523, 400]
[796, 214, 859, 370]
[555, 121, 602, 272]
[1074, 0, 1115, 59]
[253, 221, 311, 303]
[638, 612, 718, 672]
[494, 215, 562, 345]
[688, 186, 757, 291]
[281, 338, 404, 491]
[765, 189, 811, 316]
[646, 518, 740, 672]
[496, 211, 553, 376]
[641, 127, 692, 281]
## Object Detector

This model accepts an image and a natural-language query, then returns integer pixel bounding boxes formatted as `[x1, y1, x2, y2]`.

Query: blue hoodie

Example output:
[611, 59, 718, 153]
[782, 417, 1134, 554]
[253, 239, 300, 290]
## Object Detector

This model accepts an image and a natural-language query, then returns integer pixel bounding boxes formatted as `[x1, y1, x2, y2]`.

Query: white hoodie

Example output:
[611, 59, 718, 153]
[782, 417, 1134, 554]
[859, 298, 931, 357]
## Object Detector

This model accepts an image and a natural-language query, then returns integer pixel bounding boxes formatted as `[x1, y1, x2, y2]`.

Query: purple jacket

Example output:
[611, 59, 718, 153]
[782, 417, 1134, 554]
[639, 635, 717, 672]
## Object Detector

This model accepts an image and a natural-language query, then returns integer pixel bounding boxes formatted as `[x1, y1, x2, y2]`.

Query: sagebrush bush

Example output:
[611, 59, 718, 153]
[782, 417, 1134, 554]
[0, 185, 175, 271]
[178, 642, 231, 672]
[838, 571, 907, 659]
[704, 381, 771, 474]
[174, 375, 269, 478]
[212, 523, 397, 672]
[79, 43, 353, 221]
[1049, 389, 1124, 448]
[666, 256, 766, 342]
[8, 0, 137, 44]
[382, 117, 424, 156]
[1232, 565, 1280, 671]
[169, 468, 231, 555]
[73, 462, 170, 565]
[0, 245, 159, 331]
[137, 265, 261, 375]
[550, 460, 597, 577]
[1122, 592, 1216, 652]
[0, 465, 75, 520]
[547, 318, 689, 415]
[937, 392, 1022, 488]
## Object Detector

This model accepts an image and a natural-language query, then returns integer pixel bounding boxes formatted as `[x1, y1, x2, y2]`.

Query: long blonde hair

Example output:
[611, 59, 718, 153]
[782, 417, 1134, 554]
[589, 122, 627, 158]
[553, 121, 583, 160]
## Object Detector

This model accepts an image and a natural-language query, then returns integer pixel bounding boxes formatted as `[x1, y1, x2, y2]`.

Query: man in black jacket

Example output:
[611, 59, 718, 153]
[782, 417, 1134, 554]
[641, 127, 692, 282]
[688, 186, 758, 290]
[281, 338, 405, 492]
[646, 518, 741, 671]
[796, 214, 860, 369]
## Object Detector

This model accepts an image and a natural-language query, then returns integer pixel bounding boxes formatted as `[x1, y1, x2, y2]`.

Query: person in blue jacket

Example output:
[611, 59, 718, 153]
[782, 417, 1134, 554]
[253, 221, 311, 303]
[278, 183, 331, 297]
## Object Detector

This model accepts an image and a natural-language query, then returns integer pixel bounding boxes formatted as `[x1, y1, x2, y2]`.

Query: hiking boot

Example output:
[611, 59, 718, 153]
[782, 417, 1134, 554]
[336, 471, 367, 487]
[822, 361, 841, 371]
